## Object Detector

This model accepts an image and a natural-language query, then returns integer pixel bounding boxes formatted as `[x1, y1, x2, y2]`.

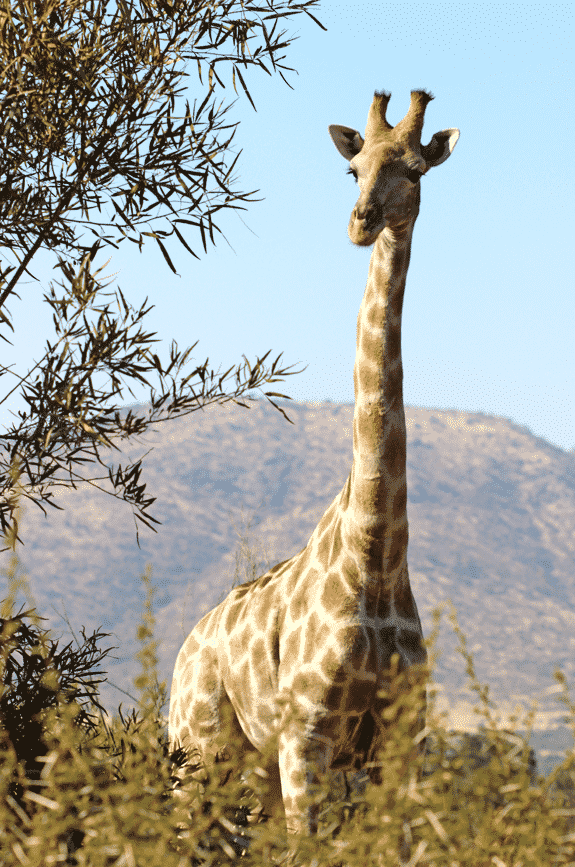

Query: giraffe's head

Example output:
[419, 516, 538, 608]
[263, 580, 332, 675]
[329, 90, 459, 246]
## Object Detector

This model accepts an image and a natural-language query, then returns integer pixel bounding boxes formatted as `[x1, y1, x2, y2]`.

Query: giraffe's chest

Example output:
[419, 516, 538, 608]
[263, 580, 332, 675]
[215, 564, 424, 752]
[279, 617, 400, 694]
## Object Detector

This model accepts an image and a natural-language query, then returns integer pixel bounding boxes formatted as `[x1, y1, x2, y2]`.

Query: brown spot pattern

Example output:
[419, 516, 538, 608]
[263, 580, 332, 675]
[322, 647, 347, 683]
[321, 573, 346, 613]
[283, 625, 301, 666]
[251, 637, 269, 683]
[258, 557, 288, 589]
[392, 482, 407, 520]
[377, 589, 392, 619]
[398, 628, 425, 661]
[347, 680, 375, 712]
[387, 531, 406, 571]
[325, 683, 344, 708]
[224, 602, 242, 633]
[184, 635, 200, 656]
[290, 582, 310, 621]
[340, 474, 352, 510]
[302, 610, 321, 661]
[285, 550, 307, 596]
[255, 587, 275, 630]
[192, 700, 212, 724]
[394, 575, 416, 616]
[316, 501, 337, 536]
[385, 323, 401, 363]
[330, 518, 343, 562]
[237, 659, 250, 697]
[316, 525, 333, 565]
[365, 626, 379, 673]
[386, 426, 406, 477]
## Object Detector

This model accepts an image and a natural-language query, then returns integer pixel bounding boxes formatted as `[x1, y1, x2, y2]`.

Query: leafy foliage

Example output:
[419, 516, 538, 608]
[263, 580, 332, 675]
[0, 0, 323, 545]
[0, 582, 113, 806]
[1, 553, 575, 865]
[1, 251, 303, 545]
[2, 512, 574, 865]
[0, 0, 325, 295]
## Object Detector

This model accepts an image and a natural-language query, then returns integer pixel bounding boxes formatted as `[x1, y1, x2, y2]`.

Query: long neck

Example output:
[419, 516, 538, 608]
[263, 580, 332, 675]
[343, 224, 414, 580]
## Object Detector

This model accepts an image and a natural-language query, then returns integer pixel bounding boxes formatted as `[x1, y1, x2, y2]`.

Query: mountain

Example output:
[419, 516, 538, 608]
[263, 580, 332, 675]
[4, 400, 574, 773]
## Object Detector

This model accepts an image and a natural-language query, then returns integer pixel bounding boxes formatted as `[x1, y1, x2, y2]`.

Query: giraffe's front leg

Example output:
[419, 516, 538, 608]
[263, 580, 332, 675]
[278, 727, 334, 843]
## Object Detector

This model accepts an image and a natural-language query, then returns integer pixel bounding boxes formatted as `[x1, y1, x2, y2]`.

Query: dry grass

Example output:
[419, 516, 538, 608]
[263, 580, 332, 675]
[2, 530, 575, 867]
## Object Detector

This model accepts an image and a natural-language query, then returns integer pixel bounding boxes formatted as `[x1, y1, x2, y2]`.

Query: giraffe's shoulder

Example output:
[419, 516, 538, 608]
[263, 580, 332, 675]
[214, 548, 306, 636]
[236, 548, 305, 594]
[216, 547, 306, 611]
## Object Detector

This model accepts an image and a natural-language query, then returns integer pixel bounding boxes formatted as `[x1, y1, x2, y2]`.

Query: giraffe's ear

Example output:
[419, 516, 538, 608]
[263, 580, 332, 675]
[329, 125, 365, 160]
[421, 128, 460, 168]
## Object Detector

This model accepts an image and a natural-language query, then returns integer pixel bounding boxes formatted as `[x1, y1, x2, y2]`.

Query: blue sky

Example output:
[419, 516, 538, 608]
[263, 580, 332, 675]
[3, 1, 574, 451]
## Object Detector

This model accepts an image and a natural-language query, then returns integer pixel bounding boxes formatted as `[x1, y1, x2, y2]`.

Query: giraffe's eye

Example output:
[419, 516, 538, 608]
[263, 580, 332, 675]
[406, 169, 423, 184]
[347, 167, 358, 182]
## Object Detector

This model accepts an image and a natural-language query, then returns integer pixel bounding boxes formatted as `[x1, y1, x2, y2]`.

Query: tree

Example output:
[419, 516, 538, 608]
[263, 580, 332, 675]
[0, 0, 324, 546]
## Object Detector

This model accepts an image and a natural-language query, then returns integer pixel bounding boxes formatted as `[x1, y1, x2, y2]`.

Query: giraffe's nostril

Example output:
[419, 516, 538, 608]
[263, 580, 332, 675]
[356, 203, 380, 227]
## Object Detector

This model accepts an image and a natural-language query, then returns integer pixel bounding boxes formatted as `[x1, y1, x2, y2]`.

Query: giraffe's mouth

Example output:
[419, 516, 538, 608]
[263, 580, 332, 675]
[348, 222, 382, 247]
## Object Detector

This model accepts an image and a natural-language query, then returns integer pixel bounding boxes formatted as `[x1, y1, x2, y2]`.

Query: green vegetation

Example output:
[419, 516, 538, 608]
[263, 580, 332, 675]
[1, 0, 323, 545]
[2, 542, 575, 866]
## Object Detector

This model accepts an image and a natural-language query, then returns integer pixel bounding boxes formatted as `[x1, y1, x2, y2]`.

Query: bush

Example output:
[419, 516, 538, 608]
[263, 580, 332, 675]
[1, 558, 575, 865]
[0, 606, 111, 784]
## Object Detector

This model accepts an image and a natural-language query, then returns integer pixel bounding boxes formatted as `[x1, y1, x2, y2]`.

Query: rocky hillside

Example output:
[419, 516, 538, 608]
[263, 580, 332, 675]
[5, 400, 575, 772]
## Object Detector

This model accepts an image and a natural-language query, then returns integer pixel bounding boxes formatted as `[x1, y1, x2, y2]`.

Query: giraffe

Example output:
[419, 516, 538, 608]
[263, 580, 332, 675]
[169, 89, 459, 852]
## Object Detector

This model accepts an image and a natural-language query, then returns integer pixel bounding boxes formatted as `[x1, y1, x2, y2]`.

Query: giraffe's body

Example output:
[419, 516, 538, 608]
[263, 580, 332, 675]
[169, 89, 459, 844]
